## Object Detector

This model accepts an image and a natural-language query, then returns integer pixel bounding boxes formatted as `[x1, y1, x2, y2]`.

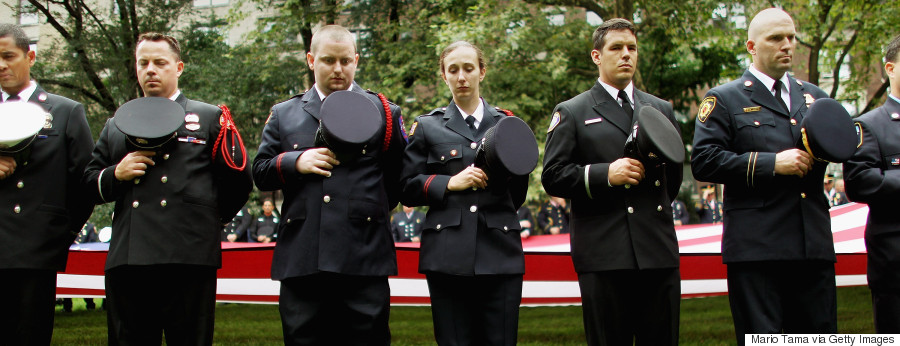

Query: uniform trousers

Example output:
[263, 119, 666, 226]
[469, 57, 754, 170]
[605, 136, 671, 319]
[105, 264, 217, 346]
[426, 272, 523, 346]
[578, 268, 680, 346]
[866, 231, 900, 334]
[279, 272, 390, 346]
[727, 260, 836, 345]
[0, 269, 56, 345]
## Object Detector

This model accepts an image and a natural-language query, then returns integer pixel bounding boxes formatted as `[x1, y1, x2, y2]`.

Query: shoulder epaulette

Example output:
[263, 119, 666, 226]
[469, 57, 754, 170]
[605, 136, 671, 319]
[495, 107, 514, 117]
[287, 92, 305, 101]
[425, 107, 446, 116]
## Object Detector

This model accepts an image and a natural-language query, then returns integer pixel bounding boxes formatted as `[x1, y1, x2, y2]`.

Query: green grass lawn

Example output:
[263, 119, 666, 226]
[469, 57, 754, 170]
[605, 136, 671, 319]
[52, 286, 876, 345]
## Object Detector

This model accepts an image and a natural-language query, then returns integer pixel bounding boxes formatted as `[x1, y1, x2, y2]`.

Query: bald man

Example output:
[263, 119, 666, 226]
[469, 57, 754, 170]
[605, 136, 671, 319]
[691, 8, 836, 343]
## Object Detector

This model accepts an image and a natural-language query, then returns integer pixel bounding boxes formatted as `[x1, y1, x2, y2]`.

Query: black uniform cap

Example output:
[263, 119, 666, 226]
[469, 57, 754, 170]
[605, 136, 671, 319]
[475, 116, 539, 177]
[0, 102, 47, 154]
[314, 90, 382, 159]
[798, 98, 856, 163]
[624, 106, 685, 164]
[113, 97, 184, 149]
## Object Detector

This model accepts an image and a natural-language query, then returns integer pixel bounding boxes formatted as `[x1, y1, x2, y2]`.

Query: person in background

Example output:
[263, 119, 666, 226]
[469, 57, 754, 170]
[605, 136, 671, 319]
[517, 205, 537, 239]
[833, 179, 849, 206]
[538, 196, 570, 235]
[671, 199, 689, 226]
[250, 199, 279, 243]
[223, 205, 252, 242]
[390, 205, 424, 243]
[697, 185, 723, 224]
[0, 23, 94, 344]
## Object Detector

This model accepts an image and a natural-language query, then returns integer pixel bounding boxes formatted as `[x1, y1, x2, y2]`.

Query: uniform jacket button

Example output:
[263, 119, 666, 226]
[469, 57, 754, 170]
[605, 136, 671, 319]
[503, 226, 509, 231]
[624, 184, 631, 189]
[470, 205, 477, 213]
[627, 206, 634, 214]
[161, 176, 168, 183]
[441, 156, 445, 161]
[436, 224, 442, 230]
[16, 180, 23, 189]
[657, 205, 663, 212]
[323, 195, 331, 203]
[134, 179, 140, 185]
[366, 217, 372, 222]
[163, 154, 170, 160]
[293, 144, 299, 150]
[655, 180, 660, 187]
[13, 204, 21, 214]
[132, 201, 140, 208]
[470, 142, 477, 149]
[800, 192, 807, 198]
[160, 200, 167, 207]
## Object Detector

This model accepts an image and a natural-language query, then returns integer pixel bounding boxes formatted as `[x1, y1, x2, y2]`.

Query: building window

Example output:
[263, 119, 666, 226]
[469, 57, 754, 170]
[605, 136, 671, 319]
[193, 0, 228, 8]
[20, 1, 39, 26]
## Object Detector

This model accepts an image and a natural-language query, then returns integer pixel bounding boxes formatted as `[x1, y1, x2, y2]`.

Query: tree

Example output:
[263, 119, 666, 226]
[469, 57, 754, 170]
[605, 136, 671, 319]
[26, 0, 196, 135]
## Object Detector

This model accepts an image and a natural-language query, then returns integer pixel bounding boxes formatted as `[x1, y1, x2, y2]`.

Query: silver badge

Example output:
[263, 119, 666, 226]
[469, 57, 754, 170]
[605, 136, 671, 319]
[185, 113, 200, 123]
[43, 112, 53, 129]
[185, 122, 201, 131]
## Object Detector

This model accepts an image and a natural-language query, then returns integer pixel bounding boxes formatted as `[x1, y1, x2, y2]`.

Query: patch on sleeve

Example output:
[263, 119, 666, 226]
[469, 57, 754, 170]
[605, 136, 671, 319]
[409, 121, 418, 137]
[804, 93, 815, 107]
[855, 123, 863, 148]
[547, 112, 561, 133]
[698, 96, 716, 123]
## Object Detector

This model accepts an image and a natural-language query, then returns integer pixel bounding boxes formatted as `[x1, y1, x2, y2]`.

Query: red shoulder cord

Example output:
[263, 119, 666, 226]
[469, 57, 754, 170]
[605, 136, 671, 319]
[377, 93, 393, 152]
[498, 108, 514, 117]
[212, 104, 247, 170]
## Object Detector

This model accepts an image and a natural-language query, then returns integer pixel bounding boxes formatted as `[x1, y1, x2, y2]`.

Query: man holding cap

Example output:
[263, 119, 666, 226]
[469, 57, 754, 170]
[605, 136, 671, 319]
[691, 8, 836, 343]
[83, 32, 251, 344]
[844, 33, 900, 333]
[253, 24, 406, 345]
[542, 18, 682, 345]
[0, 23, 94, 344]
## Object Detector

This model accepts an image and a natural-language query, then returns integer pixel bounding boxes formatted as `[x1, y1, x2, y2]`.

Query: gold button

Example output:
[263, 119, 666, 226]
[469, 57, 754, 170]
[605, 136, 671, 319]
[293, 144, 299, 150]
[132, 201, 140, 208]
[436, 224, 442, 230]
[624, 184, 631, 189]
[163, 154, 170, 160]
[323, 195, 331, 203]
[362, 149, 367, 154]
[160, 200, 167, 207]
[366, 217, 372, 222]
[754, 121, 760, 126]
[134, 179, 140, 185]
[286, 218, 291, 223]
[657, 205, 663, 212]
[441, 156, 445, 161]
[469, 205, 477, 213]
[470, 142, 477, 149]
[655, 180, 660, 187]
[503, 226, 509, 231]
[627, 207, 634, 214]
[161, 176, 168, 183]
[791, 119, 797, 125]
[801, 192, 807, 198]
[13, 205, 21, 214]
[16, 181, 23, 189]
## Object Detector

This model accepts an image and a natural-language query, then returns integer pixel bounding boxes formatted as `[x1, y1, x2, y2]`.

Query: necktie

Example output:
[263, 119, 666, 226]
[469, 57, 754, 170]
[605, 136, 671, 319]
[5, 94, 20, 102]
[773, 80, 789, 114]
[617, 89, 633, 118]
[465, 115, 477, 136]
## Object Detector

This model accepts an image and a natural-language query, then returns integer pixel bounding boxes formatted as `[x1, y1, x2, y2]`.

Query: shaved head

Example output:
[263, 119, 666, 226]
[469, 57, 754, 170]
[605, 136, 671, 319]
[309, 25, 356, 55]
[746, 8, 796, 79]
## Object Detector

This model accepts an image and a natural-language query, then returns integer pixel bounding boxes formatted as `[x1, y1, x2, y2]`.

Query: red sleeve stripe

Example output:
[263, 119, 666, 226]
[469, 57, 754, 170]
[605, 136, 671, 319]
[423, 174, 436, 202]
[276, 153, 286, 184]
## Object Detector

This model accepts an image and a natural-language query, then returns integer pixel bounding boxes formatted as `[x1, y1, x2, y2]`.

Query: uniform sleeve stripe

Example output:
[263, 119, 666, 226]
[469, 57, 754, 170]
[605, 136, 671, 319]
[97, 168, 108, 203]
[584, 164, 593, 199]
[746, 153, 753, 187]
[424, 174, 436, 202]
[751, 152, 758, 188]
[276, 153, 286, 184]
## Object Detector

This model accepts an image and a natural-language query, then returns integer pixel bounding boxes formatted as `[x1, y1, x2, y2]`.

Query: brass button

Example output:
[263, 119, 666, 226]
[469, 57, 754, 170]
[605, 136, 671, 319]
[163, 154, 170, 160]
[624, 184, 631, 189]
[134, 179, 140, 185]
[362, 149, 367, 154]
[161, 176, 168, 183]
[13, 204, 21, 214]
[800, 192, 807, 198]
[441, 156, 445, 161]
[655, 180, 660, 187]
[366, 217, 372, 222]
[791, 119, 797, 125]
[470, 142, 477, 149]
[436, 224, 442, 230]
[627, 207, 634, 214]
[132, 201, 140, 208]
[503, 226, 509, 231]
[469, 205, 477, 213]
[286, 218, 291, 224]
[293, 144, 299, 150]
[16, 180, 23, 189]
[657, 205, 663, 212]
[323, 195, 331, 203]
[160, 200, 167, 207]
[754, 121, 760, 126]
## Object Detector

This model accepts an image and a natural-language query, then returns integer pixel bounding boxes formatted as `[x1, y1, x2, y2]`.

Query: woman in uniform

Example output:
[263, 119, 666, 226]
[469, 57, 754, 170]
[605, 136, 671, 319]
[400, 41, 528, 345]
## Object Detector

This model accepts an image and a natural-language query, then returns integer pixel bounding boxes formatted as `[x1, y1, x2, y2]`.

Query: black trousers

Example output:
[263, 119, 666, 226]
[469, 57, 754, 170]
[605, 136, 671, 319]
[105, 264, 217, 346]
[727, 260, 836, 345]
[0, 269, 57, 346]
[578, 268, 680, 346]
[872, 290, 900, 333]
[426, 273, 523, 346]
[279, 272, 391, 346]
